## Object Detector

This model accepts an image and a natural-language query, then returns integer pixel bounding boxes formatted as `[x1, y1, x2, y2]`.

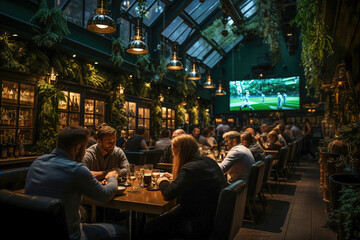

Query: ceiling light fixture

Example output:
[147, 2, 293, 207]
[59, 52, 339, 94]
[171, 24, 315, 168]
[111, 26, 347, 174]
[215, 78, 226, 96]
[187, 58, 201, 80]
[167, 43, 183, 70]
[203, 71, 216, 89]
[86, 0, 116, 34]
[126, 18, 148, 55]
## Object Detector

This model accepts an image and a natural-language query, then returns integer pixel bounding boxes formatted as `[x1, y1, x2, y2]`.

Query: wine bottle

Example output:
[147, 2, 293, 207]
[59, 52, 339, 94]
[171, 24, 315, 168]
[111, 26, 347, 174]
[19, 134, 25, 156]
[14, 136, 19, 158]
[75, 96, 79, 112]
[0, 135, 7, 159]
[7, 135, 14, 157]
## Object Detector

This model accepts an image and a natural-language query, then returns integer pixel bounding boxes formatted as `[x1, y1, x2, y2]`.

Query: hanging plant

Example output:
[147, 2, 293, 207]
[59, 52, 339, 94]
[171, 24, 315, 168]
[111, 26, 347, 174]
[137, 0, 148, 19]
[152, 55, 167, 83]
[35, 79, 65, 154]
[135, 53, 154, 78]
[291, 0, 334, 96]
[151, 98, 162, 141]
[175, 103, 187, 127]
[0, 32, 28, 72]
[109, 91, 127, 135]
[199, 107, 211, 127]
[30, 0, 70, 47]
[83, 64, 109, 89]
[111, 37, 125, 68]
[189, 106, 199, 125]
[255, 0, 282, 64]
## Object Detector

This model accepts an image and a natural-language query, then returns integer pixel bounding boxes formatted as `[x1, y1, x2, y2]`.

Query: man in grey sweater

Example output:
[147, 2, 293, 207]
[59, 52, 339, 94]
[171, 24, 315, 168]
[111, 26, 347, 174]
[218, 131, 255, 183]
[25, 126, 128, 240]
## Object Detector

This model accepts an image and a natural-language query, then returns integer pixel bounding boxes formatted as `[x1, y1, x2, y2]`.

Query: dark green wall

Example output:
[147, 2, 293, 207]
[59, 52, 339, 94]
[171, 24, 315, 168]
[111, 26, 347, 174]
[212, 36, 304, 114]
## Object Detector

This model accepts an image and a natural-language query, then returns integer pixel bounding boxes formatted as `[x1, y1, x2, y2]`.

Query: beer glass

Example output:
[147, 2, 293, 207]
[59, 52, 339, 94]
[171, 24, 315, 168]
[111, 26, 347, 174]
[144, 164, 153, 187]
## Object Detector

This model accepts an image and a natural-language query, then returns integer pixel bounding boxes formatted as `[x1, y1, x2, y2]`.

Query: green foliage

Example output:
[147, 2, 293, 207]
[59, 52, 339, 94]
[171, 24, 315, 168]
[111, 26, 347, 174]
[328, 187, 360, 239]
[83, 64, 109, 89]
[199, 107, 211, 127]
[151, 98, 162, 140]
[30, 0, 70, 47]
[109, 92, 127, 134]
[35, 79, 65, 154]
[135, 53, 154, 79]
[153, 55, 168, 83]
[111, 37, 125, 68]
[255, 0, 282, 64]
[0, 32, 28, 72]
[291, 0, 334, 96]
[175, 103, 187, 126]
[189, 106, 199, 125]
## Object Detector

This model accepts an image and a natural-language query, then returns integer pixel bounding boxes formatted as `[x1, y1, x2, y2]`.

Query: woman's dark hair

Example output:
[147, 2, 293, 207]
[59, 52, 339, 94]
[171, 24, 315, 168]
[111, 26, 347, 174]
[57, 126, 89, 150]
[202, 127, 212, 137]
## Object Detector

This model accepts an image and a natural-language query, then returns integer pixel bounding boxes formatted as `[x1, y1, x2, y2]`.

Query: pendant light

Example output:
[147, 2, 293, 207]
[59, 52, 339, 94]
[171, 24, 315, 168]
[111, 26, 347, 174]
[86, 0, 116, 34]
[167, 43, 183, 70]
[126, 18, 148, 55]
[187, 58, 201, 80]
[203, 71, 216, 89]
[215, 78, 226, 96]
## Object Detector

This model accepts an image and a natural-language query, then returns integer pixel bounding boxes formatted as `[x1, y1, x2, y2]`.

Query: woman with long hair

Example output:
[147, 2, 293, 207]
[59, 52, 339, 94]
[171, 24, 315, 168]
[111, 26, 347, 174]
[144, 134, 226, 239]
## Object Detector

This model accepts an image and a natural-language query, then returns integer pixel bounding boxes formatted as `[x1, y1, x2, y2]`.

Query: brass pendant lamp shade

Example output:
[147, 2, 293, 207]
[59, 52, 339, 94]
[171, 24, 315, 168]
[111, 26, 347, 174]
[203, 74, 216, 88]
[167, 43, 183, 70]
[87, 0, 116, 34]
[127, 18, 148, 55]
[187, 58, 201, 80]
[215, 79, 226, 95]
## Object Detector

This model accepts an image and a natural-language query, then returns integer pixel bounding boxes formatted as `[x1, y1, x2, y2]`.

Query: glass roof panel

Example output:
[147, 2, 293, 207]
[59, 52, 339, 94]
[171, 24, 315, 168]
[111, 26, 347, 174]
[161, 16, 193, 45]
[142, 1, 165, 26]
[120, 0, 136, 11]
[186, 38, 213, 60]
[239, 0, 257, 18]
[161, 16, 183, 38]
[203, 50, 218, 66]
[185, 0, 219, 24]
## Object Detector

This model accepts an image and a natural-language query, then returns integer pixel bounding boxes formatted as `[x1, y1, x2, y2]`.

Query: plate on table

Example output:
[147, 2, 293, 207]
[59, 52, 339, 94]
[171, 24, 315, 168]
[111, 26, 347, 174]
[117, 186, 127, 195]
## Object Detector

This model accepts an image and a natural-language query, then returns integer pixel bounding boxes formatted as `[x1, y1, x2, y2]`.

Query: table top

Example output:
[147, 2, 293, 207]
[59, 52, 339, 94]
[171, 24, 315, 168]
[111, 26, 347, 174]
[83, 186, 176, 215]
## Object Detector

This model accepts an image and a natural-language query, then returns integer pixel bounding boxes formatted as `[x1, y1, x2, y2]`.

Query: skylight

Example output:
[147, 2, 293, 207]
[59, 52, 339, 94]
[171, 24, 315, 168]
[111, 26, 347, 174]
[186, 38, 212, 60]
[161, 16, 194, 45]
[184, 0, 220, 24]
[239, 0, 257, 19]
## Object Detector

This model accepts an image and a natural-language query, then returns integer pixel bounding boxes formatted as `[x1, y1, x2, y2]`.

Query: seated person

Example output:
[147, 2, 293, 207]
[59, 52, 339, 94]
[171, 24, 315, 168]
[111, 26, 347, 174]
[202, 127, 218, 148]
[191, 126, 211, 147]
[155, 129, 171, 150]
[258, 130, 282, 151]
[241, 131, 266, 162]
[83, 124, 129, 183]
[159, 128, 185, 163]
[218, 131, 255, 183]
[125, 127, 149, 151]
[144, 134, 226, 240]
[116, 132, 129, 149]
[25, 126, 129, 240]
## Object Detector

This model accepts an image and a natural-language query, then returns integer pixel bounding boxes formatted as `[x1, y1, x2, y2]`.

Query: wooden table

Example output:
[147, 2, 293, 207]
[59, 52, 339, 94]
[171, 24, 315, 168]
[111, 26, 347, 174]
[84, 186, 175, 219]
[83, 186, 176, 239]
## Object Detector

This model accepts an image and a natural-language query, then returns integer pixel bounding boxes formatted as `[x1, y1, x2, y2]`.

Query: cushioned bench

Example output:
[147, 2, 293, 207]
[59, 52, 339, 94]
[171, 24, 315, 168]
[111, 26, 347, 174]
[0, 167, 29, 190]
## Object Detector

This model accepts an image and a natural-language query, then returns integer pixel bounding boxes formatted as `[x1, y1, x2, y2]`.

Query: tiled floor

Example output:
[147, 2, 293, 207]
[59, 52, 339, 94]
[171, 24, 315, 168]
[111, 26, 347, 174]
[234, 159, 337, 240]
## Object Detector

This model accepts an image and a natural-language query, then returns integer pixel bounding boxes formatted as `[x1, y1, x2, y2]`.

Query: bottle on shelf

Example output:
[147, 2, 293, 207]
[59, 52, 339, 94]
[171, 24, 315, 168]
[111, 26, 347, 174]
[75, 96, 80, 112]
[14, 136, 19, 158]
[1, 135, 8, 159]
[7, 135, 15, 158]
[19, 134, 25, 156]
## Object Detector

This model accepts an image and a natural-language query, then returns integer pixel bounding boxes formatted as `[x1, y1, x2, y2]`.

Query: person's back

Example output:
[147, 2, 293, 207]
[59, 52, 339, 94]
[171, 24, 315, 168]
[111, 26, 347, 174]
[125, 135, 145, 151]
[25, 126, 126, 240]
[220, 144, 255, 183]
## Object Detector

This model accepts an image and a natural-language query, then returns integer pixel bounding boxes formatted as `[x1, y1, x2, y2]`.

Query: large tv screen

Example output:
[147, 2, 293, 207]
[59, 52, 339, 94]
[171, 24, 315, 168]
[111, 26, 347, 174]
[229, 76, 300, 111]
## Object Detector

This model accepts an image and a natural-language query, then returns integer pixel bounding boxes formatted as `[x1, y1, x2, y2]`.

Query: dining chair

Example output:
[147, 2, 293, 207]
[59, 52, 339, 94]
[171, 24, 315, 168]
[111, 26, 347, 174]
[210, 180, 248, 240]
[246, 161, 265, 223]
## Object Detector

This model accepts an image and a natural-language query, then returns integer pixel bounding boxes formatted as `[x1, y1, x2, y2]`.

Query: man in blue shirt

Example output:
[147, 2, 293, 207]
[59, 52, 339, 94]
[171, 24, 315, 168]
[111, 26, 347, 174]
[25, 126, 128, 240]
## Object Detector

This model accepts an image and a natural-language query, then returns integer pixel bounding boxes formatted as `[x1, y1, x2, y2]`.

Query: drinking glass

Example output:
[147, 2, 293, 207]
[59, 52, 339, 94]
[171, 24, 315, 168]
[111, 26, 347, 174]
[128, 164, 137, 192]
[135, 165, 145, 188]
[151, 169, 161, 189]
[144, 164, 153, 187]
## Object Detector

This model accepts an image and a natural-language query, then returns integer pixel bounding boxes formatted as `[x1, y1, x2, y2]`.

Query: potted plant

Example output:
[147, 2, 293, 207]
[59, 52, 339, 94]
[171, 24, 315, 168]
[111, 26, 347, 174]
[328, 187, 360, 239]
